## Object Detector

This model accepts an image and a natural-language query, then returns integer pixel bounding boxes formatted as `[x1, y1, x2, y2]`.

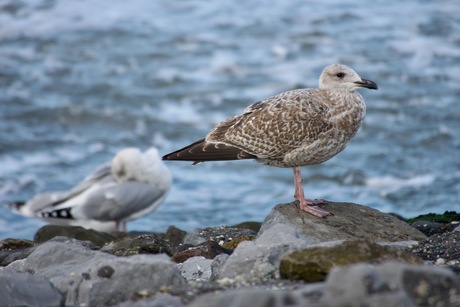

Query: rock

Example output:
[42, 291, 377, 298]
[411, 220, 453, 236]
[400, 264, 460, 306]
[230, 221, 262, 233]
[323, 262, 460, 307]
[218, 202, 426, 281]
[279, 240, 423, 282]
[114, 293, 185, 307]
[0, 238, 35, 249]
[34, 225, 115, 247]
[183, 229, 207, 246]
[259, 202, 427, 243]
[218, 223, 310, 280]
[189, 288, 308, 307]
[0, 246, 35, 266]
[101, 234, 174, 257]
[188, 284, 331, 307]
[178, 256, 213, 281]
[8, 238, 186, 306]
[49, 235, 101, 249]
[6, 258, 27, 272]
[189, 262, 460, 307]
[163, 225, 187, 248]
[69, 254, 186, 306]
[210, 254, 229, 281]
[171, 241, 232, 263]
[0, 270, 64, 307]
[0, 238, 36, 266]
[222, 236, 255, 250]
[183, 226, 257, 246]
[410, 232, 460, 261]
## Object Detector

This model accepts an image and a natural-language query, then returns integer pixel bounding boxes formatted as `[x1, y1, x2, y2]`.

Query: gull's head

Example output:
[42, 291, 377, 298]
[111, 147, 143, 182]
[112, 147, 172, 186]
[319, 64, 378, 92]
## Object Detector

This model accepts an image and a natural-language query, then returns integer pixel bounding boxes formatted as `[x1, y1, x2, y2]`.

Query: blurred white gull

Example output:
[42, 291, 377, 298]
[9, 147, 172, 232]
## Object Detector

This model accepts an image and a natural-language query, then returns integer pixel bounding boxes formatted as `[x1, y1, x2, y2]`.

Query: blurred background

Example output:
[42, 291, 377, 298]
[1, 0, 459, 239]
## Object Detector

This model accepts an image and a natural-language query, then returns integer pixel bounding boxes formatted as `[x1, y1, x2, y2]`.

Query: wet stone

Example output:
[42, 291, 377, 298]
[171, 241, 233, 263]
[162, 225, 187, 249]
[0, 247, 35, 267]
[221, 236, 255, 250]
[184, 226, 257, 247]
[97, 265, 115, 278]
[0, 238, 35, 250]
[401, 265, 460, 306]
[259, 202, 427, 243]
[0, 238, 36, 267]
[230, 221, 262, 233]
[0, 270, 64, 307]
[280, 240, 423, 282]
[410, 231, 460, 261]
[34, 225, 115, 248]
[101, 234, 174, 257]
[411, 220, 455, 236]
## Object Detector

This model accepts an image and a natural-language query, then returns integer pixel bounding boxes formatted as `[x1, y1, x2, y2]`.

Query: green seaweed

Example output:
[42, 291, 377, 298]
[407, 211, 459, 224]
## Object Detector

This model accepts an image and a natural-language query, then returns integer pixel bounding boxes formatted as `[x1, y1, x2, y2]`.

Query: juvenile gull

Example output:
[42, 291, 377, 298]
[163, 64, 377, 217]
[9, 147, 172, 232]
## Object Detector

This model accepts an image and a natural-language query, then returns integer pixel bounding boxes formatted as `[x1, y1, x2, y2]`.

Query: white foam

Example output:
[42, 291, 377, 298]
[365, 174, 436, 194]
[0, 0, 163, 39]
[0, 153, 56, 175]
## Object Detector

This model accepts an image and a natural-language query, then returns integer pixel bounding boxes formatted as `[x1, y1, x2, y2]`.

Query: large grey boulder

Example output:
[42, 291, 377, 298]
[190, 263, 460, 307]
[218, 202, 426, 281]
[259, 202, 426, 242]
[7, 237, 186, 306]
[0, 270, 64, 307]
[322, 262, 460, 306]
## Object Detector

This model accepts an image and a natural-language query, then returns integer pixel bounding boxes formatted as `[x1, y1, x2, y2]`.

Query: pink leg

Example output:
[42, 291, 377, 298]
[293, 167, 332, 217]
[115, 221, 120, 232]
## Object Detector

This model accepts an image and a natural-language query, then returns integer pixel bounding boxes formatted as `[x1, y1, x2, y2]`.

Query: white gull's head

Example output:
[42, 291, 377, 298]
[111, 148, 143, 182]
[112, 147, 172, 187]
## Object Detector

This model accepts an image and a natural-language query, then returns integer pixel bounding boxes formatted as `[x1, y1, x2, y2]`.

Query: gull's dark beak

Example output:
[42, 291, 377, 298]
[354, 78, 378, 90]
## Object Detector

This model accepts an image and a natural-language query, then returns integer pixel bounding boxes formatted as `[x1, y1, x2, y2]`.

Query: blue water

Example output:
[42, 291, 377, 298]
[1, 0, 459, 240]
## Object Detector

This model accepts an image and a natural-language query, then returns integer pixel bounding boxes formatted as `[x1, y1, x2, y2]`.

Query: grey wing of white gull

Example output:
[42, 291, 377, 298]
[7, 163, 113, 216]
[72, 181, 168, 222]
[48, 163, 114, 208]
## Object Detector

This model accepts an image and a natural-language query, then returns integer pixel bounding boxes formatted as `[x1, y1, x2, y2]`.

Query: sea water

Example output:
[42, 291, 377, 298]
[1, 0, 459, 239]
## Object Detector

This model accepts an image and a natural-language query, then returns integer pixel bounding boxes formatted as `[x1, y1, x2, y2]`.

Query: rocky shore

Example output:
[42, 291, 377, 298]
[1, 201, 459, 306]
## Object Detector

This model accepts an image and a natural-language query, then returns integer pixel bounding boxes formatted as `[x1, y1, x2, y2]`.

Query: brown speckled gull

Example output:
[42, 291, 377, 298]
[163, 64, 378, 217]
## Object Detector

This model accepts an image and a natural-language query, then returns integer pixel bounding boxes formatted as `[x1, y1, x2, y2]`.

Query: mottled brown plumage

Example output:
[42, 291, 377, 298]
[163, 64, 377, 217]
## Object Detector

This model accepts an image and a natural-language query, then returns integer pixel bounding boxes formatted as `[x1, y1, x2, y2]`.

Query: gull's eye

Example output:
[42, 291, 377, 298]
[336, 72, 345, 78]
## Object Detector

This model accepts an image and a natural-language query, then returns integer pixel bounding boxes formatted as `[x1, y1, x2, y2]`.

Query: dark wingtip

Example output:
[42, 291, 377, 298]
[41, 207, 74, 219]
[162, 139, 207, 161]
[162, 138, 256, 163]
